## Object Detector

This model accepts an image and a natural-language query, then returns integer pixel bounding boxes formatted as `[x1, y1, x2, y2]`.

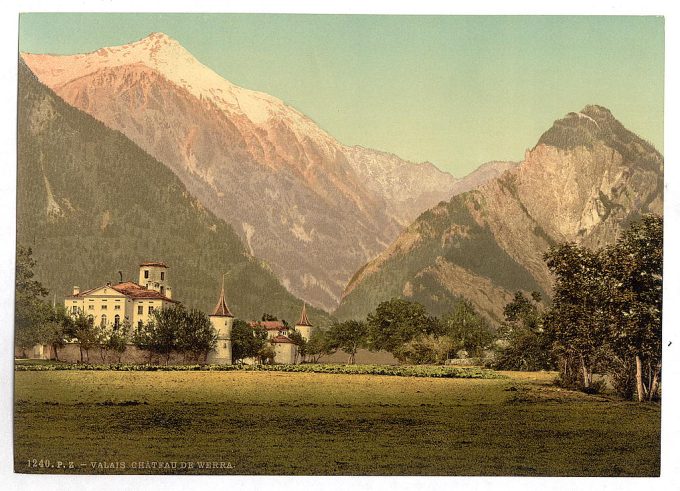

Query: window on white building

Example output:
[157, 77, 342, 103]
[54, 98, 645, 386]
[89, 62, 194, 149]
[88, 304, 94, 310]
[100, 315, 107, 327]
[148, 306, 155, 315]
[114, 315, 120, 329]
[137, 305, 143, 315]
[144, 270, 149, 279]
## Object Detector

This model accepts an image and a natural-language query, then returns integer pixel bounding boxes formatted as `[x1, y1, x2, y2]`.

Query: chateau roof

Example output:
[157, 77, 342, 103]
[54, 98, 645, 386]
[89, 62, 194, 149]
[67, 281, 177, 303]
[296, 303, 312, 327]
[271, 335, 295, 344]
[211, 275, 234, 317]
[249, 321, 286, 330]
[140, 261, 169, 268]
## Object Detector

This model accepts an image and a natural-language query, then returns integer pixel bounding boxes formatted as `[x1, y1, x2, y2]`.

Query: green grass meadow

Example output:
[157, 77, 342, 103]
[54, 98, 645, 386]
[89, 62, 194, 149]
[14, 368, 660, 476]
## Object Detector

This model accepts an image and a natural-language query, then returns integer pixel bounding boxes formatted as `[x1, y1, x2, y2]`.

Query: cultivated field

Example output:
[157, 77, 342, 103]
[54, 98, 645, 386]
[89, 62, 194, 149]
[14, 369, 660, 476]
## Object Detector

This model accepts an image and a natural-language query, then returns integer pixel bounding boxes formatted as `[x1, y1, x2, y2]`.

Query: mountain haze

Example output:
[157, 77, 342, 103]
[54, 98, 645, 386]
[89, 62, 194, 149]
[17, 59, 331, 324]
[336, 106, 663, 321]
[22, 32, 495, 311]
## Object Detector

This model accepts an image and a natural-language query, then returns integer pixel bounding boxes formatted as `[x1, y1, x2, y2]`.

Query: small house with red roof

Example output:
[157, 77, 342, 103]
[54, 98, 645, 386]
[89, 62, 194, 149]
[247, 303, 313, 364]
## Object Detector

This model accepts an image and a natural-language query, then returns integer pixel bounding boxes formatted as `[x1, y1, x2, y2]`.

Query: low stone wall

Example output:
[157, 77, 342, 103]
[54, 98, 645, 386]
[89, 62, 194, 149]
[15, 343, 207, 365]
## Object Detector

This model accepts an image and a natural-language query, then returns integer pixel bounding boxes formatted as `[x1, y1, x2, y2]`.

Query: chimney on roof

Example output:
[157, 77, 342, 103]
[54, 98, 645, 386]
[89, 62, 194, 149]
[73, 286, 80, 296]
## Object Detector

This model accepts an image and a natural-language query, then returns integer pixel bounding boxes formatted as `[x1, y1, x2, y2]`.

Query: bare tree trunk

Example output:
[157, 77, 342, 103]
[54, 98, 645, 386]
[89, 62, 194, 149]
[635, 354, 646, 402]
[648, 363, 661, 401]
[79, 345, 84, 363]
[580, 354, 590, 388]
[53, 344, 60, 361]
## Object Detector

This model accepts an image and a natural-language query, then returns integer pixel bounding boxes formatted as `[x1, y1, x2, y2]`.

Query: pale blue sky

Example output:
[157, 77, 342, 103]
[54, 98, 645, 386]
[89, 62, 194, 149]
[19, 14, 664, 176]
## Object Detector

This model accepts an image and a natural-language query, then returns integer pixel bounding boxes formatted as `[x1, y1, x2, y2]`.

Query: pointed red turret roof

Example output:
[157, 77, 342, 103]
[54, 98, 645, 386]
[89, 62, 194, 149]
[211, 274, 234, 317]
[295, 302, 312, 327]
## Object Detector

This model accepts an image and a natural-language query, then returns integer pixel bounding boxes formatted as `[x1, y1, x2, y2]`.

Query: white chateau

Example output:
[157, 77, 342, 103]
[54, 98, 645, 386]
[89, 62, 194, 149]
[64, 262, 178, 330]
[60, 261, 313, 365]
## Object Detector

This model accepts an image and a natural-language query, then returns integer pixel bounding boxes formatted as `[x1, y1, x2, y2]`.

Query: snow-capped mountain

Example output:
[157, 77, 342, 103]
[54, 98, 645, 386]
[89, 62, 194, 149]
[22, 32, 498, 310]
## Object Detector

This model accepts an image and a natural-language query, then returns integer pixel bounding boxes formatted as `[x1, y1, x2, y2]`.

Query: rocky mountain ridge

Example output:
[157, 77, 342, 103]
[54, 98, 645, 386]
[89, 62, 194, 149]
[335, 105, 663, 321]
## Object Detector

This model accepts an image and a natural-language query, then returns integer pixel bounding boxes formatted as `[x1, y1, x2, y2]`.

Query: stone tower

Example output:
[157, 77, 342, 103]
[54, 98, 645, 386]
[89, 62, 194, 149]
[294, 302, 313, 341]
[207, 275, 234, 364]
[138, 261, 172, 298]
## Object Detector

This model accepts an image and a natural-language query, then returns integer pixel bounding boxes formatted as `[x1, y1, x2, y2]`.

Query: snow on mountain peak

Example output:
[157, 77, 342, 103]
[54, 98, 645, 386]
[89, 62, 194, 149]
[22, 32, 304, 127]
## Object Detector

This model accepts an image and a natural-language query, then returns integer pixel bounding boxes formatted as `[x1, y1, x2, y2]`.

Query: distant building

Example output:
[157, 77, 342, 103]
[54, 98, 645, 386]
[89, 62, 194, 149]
[207, 275, 234, 365]
[64, 262, 178, 330]
[294, 303, 313, 341]
[247, 304, 313, 364]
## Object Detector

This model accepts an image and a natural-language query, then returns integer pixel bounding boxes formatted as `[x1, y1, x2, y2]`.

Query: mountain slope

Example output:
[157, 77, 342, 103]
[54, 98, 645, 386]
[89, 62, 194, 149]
[17, 59, 331, 325]
[335, 106, 663, 321]
[22, 32, 471, 311]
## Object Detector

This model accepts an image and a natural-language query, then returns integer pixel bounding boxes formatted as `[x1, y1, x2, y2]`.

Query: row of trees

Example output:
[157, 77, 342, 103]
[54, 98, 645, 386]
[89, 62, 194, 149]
[495, 214, 662, 402]
[290, 298, 495, 365]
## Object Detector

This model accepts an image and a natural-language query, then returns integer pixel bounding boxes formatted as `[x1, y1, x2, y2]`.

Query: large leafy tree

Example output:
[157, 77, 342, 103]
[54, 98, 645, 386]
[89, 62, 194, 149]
[495, 291, 554, 371]
[176, 308, 217, 363]
[14, 246, 51, 352]
[304, 328, 334, 363]
[366, 298, 441, 355]
[441, 300, 495, 358]
[326, 320, 369, 364]
[604, 214, 662, 401]
[132, 305, 184, 364]
[231, 320, 267, 364]
[543, 243, 610, 389]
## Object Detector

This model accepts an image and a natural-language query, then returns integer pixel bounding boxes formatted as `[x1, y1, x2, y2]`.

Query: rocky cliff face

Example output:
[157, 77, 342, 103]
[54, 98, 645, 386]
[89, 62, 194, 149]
[336, 106, 663, 321]
[22, 32, 478, 311]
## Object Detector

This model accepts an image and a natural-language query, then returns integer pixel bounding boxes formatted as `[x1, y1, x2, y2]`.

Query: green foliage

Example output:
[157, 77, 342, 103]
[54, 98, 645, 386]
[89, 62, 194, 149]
[326, 320, 368, 364]
[106, 321, 131, 363]
[131, 305, 216, 364]
[14, 246, 52, 350]
[397, 335, 456, 364]
[543, 243, 610, 389]
[542, 215, 663, 400]
[603, 214, 662, 401]
[441, 300, 495, 357]
[494, 291, 554, 371]
[14, 361, 501, 378]
[175, 308, 217, 363]
[366, 298, 441, 356]
[231, 319, 267, 363]
[71, 312, 98, 363]
[16, 60, 331, 325]
[304, 328, 334, 363]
